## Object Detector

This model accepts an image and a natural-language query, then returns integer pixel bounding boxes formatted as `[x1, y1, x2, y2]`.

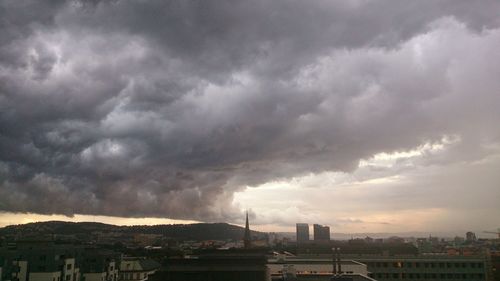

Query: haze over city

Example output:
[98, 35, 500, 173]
[1, 0, 500, 236]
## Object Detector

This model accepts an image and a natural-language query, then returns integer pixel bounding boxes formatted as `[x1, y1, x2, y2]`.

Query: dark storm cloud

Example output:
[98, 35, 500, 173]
[1, 0, 500, 221]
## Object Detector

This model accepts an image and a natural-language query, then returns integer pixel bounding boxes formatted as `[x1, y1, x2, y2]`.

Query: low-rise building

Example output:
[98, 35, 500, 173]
[0, 242, 81, 281]
[119, 257, 159, 281]
[268, 257, 369, 276]
[0, 242, 121, 281]
[81, 250, 119, 281]
[356, 255, 487, 281]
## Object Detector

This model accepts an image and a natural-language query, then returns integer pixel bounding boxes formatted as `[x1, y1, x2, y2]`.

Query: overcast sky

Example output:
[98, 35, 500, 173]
[1, 0, 499, 235]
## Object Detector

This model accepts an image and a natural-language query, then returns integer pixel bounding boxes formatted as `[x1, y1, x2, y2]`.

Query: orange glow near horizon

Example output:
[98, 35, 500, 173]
[0, 212, 199, 228]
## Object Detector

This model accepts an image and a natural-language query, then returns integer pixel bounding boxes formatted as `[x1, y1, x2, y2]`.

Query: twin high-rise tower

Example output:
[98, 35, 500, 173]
[296, 223, 310, 242]
[296, 223, 330, 243]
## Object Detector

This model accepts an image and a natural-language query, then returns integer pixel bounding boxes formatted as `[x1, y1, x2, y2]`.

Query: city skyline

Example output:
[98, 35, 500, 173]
[1, 0, 500, 234]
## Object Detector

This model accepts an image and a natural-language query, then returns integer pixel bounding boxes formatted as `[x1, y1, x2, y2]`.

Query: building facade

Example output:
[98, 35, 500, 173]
[357, 256, 487, 281]
[296, 224, 310, 243]
[313, 225, 330, 242]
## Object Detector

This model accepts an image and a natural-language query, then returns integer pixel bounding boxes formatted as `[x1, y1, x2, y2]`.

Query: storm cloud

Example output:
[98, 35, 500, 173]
[1, 0, 500, 225]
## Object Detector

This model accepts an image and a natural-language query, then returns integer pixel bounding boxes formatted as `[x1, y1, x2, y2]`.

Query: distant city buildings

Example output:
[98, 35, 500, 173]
[491, 251, 500, 281]
[313, 224, 330, 242]
[466, 231, 477, 242]
[1, 220, 499, 281]
[296, 224, 309, 243]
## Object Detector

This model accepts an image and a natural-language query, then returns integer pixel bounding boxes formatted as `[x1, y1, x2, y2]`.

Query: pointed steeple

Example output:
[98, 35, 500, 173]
[244, 211, 251, 249]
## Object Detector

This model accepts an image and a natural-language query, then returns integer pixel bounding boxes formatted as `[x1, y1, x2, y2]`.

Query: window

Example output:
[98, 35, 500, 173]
[67, 264, 72, 270]
[66, 274, 71, 281]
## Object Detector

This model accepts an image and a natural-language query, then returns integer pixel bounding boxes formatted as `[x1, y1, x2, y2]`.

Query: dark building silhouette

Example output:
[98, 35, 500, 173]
[244, 212, 252, 249]
[466, 231, 477, 242]
[296, 223, 309, 243]
[491, 251, 500, 281]
[150, 250, 269, 281]
[314, 224, 330, 241]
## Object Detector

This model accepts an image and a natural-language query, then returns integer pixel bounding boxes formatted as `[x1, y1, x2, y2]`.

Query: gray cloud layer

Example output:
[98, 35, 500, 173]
[1, 0, 500, 222]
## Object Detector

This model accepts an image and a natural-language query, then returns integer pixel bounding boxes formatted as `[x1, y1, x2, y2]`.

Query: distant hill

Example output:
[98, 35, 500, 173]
[0, 221, 265, 241]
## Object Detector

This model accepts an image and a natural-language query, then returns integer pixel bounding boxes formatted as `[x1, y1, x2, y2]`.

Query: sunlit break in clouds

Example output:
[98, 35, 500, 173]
[1, 0, 500, 234]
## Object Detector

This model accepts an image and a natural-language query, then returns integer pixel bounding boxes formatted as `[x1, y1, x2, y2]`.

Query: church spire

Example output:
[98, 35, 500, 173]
[244, 211, 251, 249]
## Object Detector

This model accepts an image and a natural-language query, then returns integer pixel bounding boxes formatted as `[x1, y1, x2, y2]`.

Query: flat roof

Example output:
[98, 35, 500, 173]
[268, 259, 365, 266]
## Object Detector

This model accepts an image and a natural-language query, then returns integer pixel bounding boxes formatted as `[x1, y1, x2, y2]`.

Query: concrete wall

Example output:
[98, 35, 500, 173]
[83, 272, 107, 281]
[12, 260, 28, 281]
[29, 271, 62, 281]
[120, 272, 148, 281]
[108, 261, 119, 281]
[63, 258, 75, 281]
